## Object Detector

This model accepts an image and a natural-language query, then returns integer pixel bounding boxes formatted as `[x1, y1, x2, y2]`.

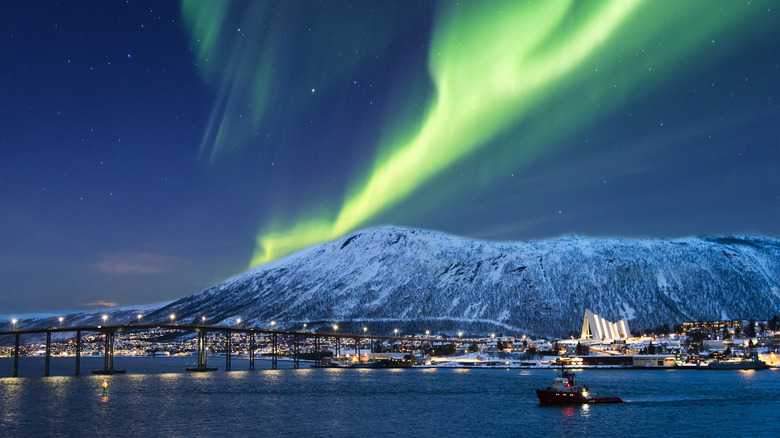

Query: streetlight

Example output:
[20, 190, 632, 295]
[201, 315, 206, 323]
[363, 327, 368, 334]
[58, 316, 64, 327]
[137, 314, 142, 323]
[332, 324, 339, 357]
[170, 313, 176, 323]
[303, 323, 307, 331]
[270, 320, 276, 329]
[425, 330, 430, 336]
[102, 314, 108, 324]
[236, 317, 242, 326]
[11, 318, 17, 329]
[394, 328, 398, 336]
[491, 333, 496, 339]
[458, 331, 463, 339]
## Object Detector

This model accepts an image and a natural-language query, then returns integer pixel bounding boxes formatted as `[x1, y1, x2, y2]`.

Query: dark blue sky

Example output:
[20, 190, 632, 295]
[2, 1, 779, 315]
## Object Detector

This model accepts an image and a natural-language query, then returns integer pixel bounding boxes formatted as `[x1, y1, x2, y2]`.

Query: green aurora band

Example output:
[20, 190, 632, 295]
[180, 0, 770, 267]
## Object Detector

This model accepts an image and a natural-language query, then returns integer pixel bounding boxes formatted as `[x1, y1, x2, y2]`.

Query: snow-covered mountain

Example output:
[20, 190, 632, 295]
[8, 227, 780, 338]
[141, 226, 780, 337]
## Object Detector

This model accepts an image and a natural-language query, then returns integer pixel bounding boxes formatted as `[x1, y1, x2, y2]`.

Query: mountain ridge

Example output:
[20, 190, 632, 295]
[148, 226, 780, 337]
[7, 226, 780, 338]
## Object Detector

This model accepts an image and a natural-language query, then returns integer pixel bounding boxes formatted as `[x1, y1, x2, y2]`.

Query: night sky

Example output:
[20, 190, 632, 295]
[2, 1, 779, 315]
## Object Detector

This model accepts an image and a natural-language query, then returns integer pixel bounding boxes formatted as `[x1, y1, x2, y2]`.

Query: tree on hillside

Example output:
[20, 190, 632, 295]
[744, 321, 757, 338]
[687, 329, 707, 346]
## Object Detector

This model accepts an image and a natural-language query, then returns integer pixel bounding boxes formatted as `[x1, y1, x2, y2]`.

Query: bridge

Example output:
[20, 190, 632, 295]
[0, 323, 489, 377]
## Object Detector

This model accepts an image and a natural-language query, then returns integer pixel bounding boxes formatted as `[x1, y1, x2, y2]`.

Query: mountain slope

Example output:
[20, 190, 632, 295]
[7, 227, 780, 339]
[142, 227, 780, 337]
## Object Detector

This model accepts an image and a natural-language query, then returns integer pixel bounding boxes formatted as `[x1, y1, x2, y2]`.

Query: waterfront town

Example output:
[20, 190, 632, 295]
[2, 311, 779, 370]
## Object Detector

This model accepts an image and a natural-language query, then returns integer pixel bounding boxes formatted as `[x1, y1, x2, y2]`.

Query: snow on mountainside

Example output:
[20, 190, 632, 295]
[7, 227, 780, 338]
[141, 227, 780, 337]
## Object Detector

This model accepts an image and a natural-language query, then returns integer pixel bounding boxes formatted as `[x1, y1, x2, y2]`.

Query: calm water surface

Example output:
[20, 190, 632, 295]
[1, 357, 777, 437]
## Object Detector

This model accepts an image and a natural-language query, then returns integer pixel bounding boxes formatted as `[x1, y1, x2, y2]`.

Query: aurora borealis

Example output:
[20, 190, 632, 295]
[182, 0, 779, 265]
[2, 1, 779, 313]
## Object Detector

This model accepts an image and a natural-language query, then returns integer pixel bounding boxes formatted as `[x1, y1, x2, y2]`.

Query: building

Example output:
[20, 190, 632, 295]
[632, 355, 676, 368]
[682, 320, 745, 331]
[580, 309, 632, 341]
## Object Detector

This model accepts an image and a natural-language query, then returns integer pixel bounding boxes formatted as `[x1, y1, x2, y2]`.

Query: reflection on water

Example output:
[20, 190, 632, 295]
[0, 359, 778, 436]
[738, 369, 757, 379]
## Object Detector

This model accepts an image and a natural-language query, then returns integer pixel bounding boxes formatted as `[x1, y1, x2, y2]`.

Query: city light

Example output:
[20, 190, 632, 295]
[2, 319, 778, 372]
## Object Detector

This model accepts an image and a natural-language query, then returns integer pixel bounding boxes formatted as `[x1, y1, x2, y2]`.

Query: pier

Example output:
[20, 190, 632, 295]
[0, 323, 485, 377]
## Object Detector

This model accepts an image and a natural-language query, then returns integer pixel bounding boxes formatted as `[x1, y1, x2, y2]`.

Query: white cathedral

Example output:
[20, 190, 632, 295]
[580, 309, 632, 341]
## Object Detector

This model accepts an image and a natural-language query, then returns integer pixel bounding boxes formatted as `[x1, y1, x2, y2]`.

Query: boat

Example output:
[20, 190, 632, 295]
[700, 352, 768, 370]
[91, 368, 126, 375]
[536, 368, 622, 405]
[186, 366, 218, 372]
[350, 360, 397, 368]
[312, 357, 414, 369]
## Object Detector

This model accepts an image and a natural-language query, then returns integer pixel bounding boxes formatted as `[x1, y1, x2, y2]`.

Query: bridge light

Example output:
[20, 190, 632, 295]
[102, 314, 108, 323]
[237, 317, 242, 326]
[201, 315, 206, 323]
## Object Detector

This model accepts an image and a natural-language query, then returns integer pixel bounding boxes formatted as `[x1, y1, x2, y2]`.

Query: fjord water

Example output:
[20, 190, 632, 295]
[1, 357, 777, 437]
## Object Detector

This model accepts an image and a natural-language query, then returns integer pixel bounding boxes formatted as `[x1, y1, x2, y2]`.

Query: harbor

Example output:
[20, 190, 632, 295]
[2, 314, 779, 377]
[1, 358, 778, 437]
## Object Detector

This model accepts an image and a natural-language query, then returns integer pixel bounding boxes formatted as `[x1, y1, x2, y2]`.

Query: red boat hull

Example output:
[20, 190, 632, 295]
[536, 389, 622, 405]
